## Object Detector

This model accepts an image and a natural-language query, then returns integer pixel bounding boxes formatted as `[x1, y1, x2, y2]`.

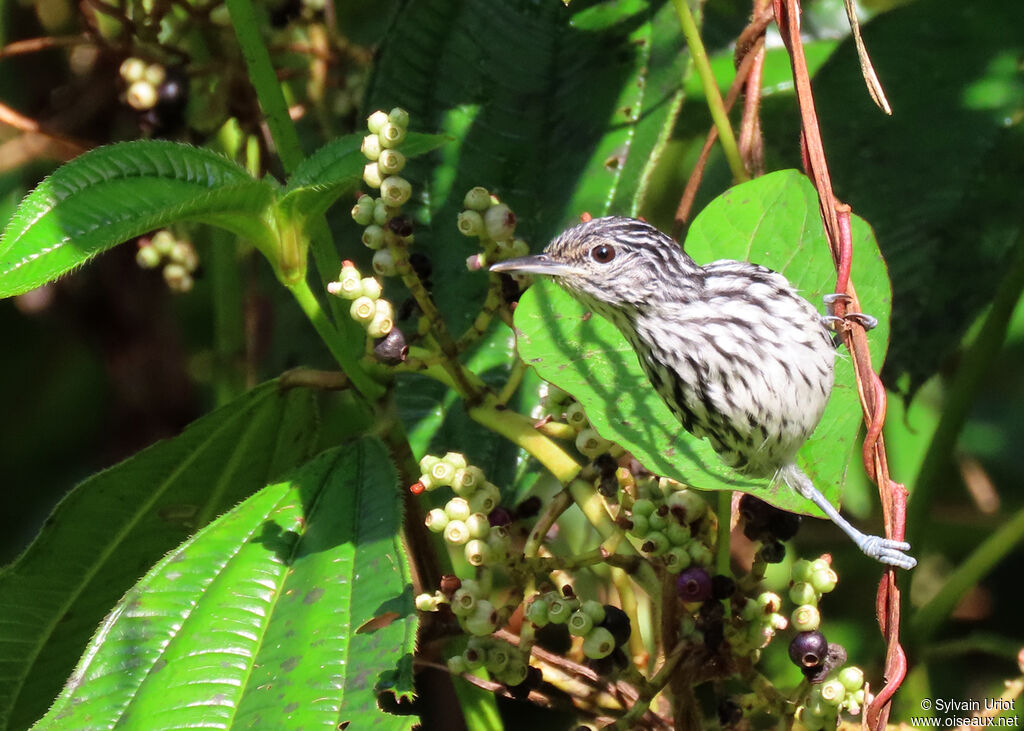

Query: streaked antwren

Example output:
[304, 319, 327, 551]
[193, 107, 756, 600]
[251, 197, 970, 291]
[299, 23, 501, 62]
[492, 216, 915, 570]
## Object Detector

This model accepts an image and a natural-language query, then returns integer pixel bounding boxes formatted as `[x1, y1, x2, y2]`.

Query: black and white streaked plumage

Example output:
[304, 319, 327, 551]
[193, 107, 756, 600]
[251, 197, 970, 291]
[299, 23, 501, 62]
[492, 216, 915, 569]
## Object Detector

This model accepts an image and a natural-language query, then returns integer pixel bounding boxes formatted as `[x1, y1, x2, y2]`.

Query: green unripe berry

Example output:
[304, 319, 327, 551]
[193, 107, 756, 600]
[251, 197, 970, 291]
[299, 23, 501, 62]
[373, 198, 396, 226]
[430, 459, 456, 486]
[666, 489, 706, 522]
[663, 546, 692, 573]
[415, 592, 439, 611]
[350, 296, 375, 324]
[790, 582, 818, 606]
[468, 482, 501, 514]
[768, 612, 788, 631]
[526, 597, 550, 627]
[462, 644, 485, 670]
[360, 277, 382, 300]
[628, 513, 650, 537]
[819, 679, 845, 706]
[484, 203, 515, 241]
[666, 523, 692, 546]
[457, 210, 485, 237]
[792, 558, 814, 583]
[362, 224, 385, 250]
[380, 175, 412, 206]
[838, 666, 864, 692]
[486, 529, 511, 562]
[809, 558, 830, 575]
[810, 567, 838, 595]
[465, 539, 493, 566]
[791, 604, 821, 632]
[484, 644, 510, 673]
[547, 597, 573, 624]
[378, 148, 405, 175]
[445, 497, 471, 521]
[647, 511, 667, 531]
[641, 531, 670, 557]
[442, 452, 469, 470]
[510, 238, 529, 257]
[388, 107, 409, 128]
[378, 122, 406, 148]
[581, 626, 616, 659]
[565, 401, 588, 429]
[853, 689, 865, 704]
[499, 659, 529, 687]
[419, 454, 441, 475]
[465, 513, 490, 540]
[757, 592, 782, 613]
[568, 609, 594, 637]
[575, 427, 611, 458]
[687, 542, 713, 566]
[425, 508, 449, 533]
[361, 133, 382, 161]
[169, 242, 198, 271]
[581, 600, 606, 624]
[452, 465, 486, 496]
[351, 195, 374, 225]
[446, 655, 468, 674]
[451, 586, 478, 616]
[372, 249, 397, 277]
[444, 519, 469, 546]
[328, 273, 363, 299]
[126, 80, 157, 110]
[119, 57, 147, 83]
[136, 245, 161, 269]
[151, 230, 175, 255]
[363, 162, 383, 188]
[463, 599, 498, 636]
[367, 110, 389, 134]
[463, 186, 491, 211]
[632, 498, 656, 517]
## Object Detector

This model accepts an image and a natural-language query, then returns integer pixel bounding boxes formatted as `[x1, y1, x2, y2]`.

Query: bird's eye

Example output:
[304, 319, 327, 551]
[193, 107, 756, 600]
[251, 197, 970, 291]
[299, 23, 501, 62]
[590, 244, 615, 264]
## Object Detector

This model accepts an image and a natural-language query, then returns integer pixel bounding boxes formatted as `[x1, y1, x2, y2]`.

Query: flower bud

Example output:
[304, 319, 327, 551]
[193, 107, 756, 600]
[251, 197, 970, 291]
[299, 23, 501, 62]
[415, 592, 439, 612]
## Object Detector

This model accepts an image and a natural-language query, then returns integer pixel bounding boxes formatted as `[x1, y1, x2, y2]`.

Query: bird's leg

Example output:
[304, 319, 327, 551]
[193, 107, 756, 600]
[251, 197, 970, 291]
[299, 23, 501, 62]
[781, 464, 917, 570]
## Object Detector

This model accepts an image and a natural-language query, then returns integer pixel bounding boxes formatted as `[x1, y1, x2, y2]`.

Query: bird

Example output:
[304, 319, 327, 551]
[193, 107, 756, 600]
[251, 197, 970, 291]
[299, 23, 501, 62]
[491, 215, 915, 570]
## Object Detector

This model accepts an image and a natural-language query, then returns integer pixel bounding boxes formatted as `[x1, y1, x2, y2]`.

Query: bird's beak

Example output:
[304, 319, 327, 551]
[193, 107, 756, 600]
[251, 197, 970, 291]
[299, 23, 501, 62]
[489, 254, 573, 277]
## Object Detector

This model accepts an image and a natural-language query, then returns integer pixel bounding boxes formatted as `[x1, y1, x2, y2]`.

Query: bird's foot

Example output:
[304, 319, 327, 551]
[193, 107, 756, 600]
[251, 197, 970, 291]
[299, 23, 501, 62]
[855, 534, 917, 570]
[822, 294, 879, 332]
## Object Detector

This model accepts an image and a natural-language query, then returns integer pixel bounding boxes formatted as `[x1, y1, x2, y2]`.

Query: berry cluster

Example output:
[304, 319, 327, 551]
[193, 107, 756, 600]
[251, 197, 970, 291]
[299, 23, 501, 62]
[525, 594, 631, 661]
[445, 635, 534, 689]
[739, 493, 801, 564]
[351, 108, 414, 280]
[625, 479, 715, 571]
[457, 187, 527, 272]
[118, 58, 187, 134]
[136, 230, 199, 293]
[417, 453, 510, 567]
[326, 260, 395, 339]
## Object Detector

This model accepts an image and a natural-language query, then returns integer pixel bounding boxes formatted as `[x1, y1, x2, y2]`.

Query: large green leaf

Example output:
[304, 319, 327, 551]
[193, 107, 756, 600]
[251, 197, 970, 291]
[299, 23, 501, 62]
[512, 170, 891, 514]
[0, 380, 319, 731]
[0, 141, 278, 297]
[28, 439, 415, 731]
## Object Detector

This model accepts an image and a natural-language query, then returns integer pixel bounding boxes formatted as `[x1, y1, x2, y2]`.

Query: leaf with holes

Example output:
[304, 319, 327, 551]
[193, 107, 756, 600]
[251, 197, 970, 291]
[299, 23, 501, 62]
[0, 380, 319, 731]
[0, 141, 277, 297]
[512, 170, 890, 514]
[27, 439, 416, 731]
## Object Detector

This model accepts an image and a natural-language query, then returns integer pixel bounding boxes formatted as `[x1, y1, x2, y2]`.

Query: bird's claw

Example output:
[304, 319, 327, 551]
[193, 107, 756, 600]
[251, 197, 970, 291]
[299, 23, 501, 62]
[857, 535, 917, 570]
[822, 294, 879, 332]
[844, 312, 879, 330]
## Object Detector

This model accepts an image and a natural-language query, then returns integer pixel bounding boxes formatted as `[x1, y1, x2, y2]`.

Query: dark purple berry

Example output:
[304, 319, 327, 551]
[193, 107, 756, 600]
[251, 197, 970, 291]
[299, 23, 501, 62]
[710, 575, 736, 600]
[739, 494, 801, 543]
[788, 630, 828, 668]
[387, 215, 415, 240]
[438, 574, 461, 599]
[597, 605, 631, 648]
[409, 251, 432, 281]
[594, 452, 618, 477]
[768, 510, 801, 541]
[760, 539, 786, 563]
[718, 698, 743, 727]
[598, 472, 618, 498]
[488, 507, 513, 526]
[676, 567, 712, 602]
[515, 496, 542, 519]
[507, 665, 542, 699]
[373, 327, 408, 364]
[534, 622, 571, 654]
[704, 621, 725, 651]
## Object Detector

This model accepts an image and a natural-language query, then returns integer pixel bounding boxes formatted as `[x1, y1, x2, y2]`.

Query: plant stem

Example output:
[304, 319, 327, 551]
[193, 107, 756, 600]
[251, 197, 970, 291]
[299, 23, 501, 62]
[224, 0, 304, 175]
[671, 0, 749, 183]
[909, 504, 1024, 643]
[907, 240, 1024, 536]
[286, 278, 384, 400]
[716, 490, 732, 577]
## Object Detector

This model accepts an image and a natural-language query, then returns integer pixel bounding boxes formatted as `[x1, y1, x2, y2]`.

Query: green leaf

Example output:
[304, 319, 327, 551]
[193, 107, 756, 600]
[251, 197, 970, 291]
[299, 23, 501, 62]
[0, 141, 278, 297]
[28, 439, 415, 731]
[512, 170, 891, 514]
[279, 131, 449, 219]
[0, 380, 319, 731]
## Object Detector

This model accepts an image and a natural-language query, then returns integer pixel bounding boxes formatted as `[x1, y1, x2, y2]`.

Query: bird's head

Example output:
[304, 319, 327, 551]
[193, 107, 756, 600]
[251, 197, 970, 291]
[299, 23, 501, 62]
[491, 216, 700, 311]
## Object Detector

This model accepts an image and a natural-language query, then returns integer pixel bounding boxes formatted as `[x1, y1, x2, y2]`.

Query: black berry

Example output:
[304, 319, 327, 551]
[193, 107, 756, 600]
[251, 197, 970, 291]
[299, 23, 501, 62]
[717, 697, 743, 727]
[597, 605, 631, 648]
[488, 507, 513, 526]
[788, 630, 828, 668]
[710, 575, 736, 600]
[373, 327, 408, 364]
[760, 539, 786, 563]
